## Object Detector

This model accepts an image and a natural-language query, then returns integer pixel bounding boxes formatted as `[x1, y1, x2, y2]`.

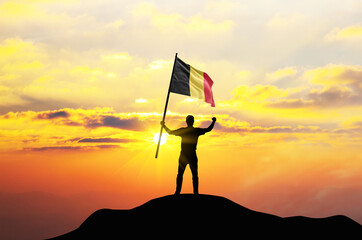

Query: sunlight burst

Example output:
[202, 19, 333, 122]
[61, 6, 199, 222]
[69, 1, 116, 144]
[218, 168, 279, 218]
[153, 132, 167, 145]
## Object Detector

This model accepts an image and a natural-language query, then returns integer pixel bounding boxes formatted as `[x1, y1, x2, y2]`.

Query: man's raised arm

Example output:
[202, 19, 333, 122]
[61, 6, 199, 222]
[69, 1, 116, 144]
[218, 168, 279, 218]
[160, 121, 179, 135]
[204, 117, 216, 133]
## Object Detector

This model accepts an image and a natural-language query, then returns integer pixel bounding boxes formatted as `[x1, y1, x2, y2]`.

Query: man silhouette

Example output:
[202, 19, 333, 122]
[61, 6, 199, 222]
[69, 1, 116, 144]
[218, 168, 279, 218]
[161, 115, 216, 195]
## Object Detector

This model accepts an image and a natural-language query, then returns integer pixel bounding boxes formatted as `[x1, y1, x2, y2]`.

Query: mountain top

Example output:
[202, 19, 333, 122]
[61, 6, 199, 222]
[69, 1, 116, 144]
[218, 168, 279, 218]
[49, 194, 362, 239]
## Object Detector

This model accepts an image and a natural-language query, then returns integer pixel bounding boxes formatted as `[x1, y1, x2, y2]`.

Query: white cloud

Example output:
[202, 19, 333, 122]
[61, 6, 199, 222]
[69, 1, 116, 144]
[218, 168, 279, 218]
[135, 98, 148, 103]
[148, 60, 172, 70]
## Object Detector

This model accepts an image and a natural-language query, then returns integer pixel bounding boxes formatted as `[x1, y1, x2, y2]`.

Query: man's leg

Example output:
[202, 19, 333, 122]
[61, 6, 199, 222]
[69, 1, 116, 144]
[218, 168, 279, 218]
[189, 153, 199, 194]
[175, 154, 187, 195]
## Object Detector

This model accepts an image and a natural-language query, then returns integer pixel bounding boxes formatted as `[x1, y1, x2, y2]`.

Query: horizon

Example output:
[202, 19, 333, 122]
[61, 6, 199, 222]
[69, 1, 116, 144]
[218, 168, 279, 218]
[0, 0, 361, 239]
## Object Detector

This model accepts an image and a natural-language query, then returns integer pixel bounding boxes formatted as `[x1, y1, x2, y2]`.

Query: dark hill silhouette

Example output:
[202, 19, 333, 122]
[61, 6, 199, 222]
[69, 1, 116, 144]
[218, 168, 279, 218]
[48, 194, 361, 239]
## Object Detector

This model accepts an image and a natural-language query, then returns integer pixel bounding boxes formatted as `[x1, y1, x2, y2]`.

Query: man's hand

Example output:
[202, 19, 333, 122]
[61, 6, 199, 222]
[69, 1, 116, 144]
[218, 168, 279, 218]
[212, 117, 216, 122]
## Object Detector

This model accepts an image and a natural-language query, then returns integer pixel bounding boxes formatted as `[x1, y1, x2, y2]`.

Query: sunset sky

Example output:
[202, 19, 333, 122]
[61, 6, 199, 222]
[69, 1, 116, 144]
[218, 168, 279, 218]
[0, 0, 361, 238]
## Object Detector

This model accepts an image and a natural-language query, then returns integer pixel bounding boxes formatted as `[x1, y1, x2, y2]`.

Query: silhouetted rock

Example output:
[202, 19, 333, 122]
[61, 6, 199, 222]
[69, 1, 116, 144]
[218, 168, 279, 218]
[48, 194, 362, 239]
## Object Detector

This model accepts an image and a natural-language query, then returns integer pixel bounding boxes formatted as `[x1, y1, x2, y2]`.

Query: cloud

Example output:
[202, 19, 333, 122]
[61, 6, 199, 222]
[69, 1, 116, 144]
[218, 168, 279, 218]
[308, 85, 360, 107]
[34, 109, 150, 131]
[78, 137, 136, 143]
[0, 1, 81, 41]
[180, 98, 199, 104]
[265, 67, 297, 83]
[340, 117, 362, 132]
[326, 24, 362, 41]
[214, 122, 322, 134]
[36, 110, 70, 119]
[0, 107, 154, 151]
[0, 107, 360, 153]
[1, 108, 148, 131]
[266, 86, 360, 109]
[1, 2, 359, 119]
[85, 116, 146, 131]
[199, 115, 323, 135]
[135, 98, 148, 103]
[0, 2, 46, 18]
[264, 64, 362, 109]
[132, 2, 234, 40]
[265, 99, 313, 108]
[351, 121, 362, 128]
[219, 84, 299, 114]
[305, 64, 362, 86]
[25, 145, 120, 151]
[211, 122, 247, 133]
[231, 84, 290, 102]
[148, 59, 172, 70]
[0, 37, 157, 113]
[0, 38, 45, 64]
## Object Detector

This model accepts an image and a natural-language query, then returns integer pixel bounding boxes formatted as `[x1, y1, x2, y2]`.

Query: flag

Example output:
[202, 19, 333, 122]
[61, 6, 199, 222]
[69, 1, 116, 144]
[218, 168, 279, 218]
[170, 56, 215, 107]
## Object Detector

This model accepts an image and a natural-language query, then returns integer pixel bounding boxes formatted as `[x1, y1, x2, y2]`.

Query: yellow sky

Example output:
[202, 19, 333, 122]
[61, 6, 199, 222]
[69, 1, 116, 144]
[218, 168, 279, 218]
[0, 0, 362, 230]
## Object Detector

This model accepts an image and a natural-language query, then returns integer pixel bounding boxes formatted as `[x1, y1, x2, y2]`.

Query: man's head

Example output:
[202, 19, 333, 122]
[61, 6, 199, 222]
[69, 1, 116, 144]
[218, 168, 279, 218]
[186, 115, 194, 127]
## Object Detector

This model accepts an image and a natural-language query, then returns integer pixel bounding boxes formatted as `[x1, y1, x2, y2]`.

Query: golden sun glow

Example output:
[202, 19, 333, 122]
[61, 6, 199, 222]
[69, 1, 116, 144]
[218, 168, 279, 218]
[153, 132, 168, 145]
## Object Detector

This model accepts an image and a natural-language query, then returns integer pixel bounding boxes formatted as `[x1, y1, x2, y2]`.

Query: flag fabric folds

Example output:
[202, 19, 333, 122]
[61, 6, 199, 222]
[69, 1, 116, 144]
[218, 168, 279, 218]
[170, 57, 215, 107]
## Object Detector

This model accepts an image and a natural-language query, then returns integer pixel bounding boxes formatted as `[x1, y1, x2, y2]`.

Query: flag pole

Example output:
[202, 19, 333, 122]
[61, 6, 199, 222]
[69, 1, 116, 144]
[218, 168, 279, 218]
[155, 53, 178, 158]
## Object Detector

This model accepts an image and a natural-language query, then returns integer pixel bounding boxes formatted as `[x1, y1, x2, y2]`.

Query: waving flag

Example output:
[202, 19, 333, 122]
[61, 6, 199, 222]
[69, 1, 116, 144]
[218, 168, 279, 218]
[156, 53, 216, 158]
[170, 57, 215, 107]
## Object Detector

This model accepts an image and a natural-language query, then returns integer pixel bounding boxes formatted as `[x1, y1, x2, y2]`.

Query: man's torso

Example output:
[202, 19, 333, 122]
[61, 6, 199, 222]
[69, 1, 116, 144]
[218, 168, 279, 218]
[176, 127, 205, 153]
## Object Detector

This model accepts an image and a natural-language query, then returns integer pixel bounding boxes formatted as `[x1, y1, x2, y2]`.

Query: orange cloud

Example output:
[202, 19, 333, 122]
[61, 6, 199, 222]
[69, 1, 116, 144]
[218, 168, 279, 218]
[1, 107, 360, 154]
